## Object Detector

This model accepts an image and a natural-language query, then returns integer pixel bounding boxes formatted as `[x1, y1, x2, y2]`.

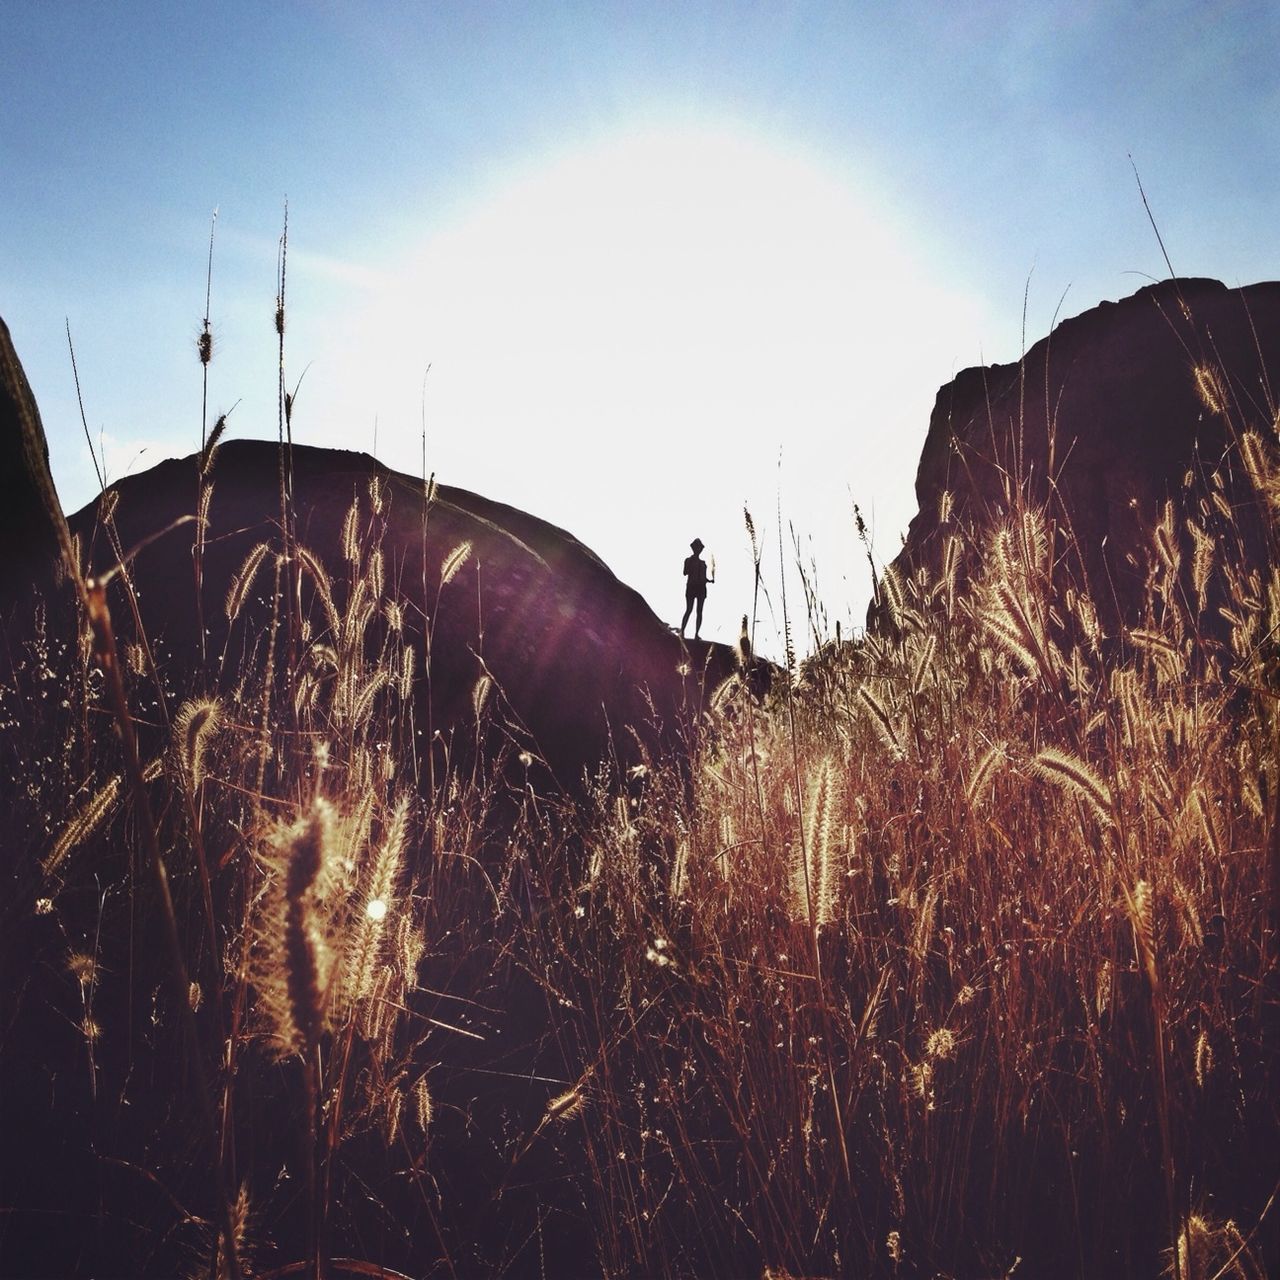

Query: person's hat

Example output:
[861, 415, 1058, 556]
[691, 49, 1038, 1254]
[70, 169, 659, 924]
[690, 538, 704, 552]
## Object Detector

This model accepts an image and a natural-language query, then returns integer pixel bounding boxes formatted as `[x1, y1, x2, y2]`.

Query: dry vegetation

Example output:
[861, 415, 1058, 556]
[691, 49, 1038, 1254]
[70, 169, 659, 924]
[2, 279, 1279, 1278]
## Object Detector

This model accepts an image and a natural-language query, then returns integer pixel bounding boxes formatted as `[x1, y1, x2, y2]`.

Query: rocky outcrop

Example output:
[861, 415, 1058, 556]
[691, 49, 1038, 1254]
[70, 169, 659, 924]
[0, 316, 63, 603]
[887, 278, 1280, 630]
[79, 441, 742, 783]
[0, 314, 747, 790]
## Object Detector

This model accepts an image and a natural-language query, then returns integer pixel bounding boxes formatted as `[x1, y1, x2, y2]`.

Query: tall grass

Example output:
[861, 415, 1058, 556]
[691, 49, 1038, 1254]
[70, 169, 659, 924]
[2, 319, 1278, 1279]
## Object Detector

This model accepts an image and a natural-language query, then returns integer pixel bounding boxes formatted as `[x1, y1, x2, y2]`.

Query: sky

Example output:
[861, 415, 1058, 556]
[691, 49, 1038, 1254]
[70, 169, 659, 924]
[2, 1, 1277, 649]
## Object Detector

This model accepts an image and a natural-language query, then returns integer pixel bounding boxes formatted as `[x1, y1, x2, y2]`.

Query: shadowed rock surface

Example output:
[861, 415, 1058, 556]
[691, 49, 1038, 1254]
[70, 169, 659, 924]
[71, 439, 743, 786]
[0, 307, 746, 788]
[0, 316, 62, 602]
[883, 277, 1280, 631]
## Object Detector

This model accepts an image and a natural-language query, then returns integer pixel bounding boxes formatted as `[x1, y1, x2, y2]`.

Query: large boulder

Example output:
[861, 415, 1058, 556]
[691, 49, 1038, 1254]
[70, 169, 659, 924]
[0, 316, 63, 603]
[76, 440, 742, 784]
[886, 277, 1280, 631]
[0, 311, 745, 791]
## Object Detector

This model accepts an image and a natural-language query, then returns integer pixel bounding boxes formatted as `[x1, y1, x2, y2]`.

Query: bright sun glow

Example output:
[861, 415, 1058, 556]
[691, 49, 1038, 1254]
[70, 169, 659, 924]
[318, 124, 984, 643]
[365, 898, 388, 922]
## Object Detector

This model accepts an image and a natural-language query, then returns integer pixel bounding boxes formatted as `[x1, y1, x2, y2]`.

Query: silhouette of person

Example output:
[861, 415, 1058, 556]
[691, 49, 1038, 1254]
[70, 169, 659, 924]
[681, 538, 710, 639]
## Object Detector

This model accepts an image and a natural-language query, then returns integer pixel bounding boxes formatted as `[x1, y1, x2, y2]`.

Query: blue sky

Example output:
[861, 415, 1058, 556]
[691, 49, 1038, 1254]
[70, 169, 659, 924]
[3, 2, 1277, 640]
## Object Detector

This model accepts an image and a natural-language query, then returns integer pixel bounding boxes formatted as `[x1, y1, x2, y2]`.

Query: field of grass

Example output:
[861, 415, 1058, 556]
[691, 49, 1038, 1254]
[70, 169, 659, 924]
[2, 309, 1278, 1278]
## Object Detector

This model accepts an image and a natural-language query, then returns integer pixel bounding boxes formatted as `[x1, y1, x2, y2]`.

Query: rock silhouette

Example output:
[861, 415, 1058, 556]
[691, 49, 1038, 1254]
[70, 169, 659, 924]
[86, 441, 742, 781]
[0, 316, 62, 602]
[0, 312, 748, 789]
[884, 277, 1280, 633]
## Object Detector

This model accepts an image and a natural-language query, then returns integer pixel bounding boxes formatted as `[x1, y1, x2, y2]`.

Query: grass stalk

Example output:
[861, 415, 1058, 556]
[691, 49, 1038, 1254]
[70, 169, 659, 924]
[82, 579, 243, 1280]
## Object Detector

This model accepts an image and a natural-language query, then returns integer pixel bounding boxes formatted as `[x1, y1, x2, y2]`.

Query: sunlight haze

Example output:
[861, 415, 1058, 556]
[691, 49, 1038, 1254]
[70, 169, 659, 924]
[3, 1, 1277, 646]
[315, 124, 984, 642]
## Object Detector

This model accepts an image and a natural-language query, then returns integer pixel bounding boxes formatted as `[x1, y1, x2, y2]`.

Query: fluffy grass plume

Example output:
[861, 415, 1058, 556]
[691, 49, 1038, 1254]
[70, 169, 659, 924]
[1030, 745, 1115, 826]
[255, 797, 336, 1056]
[44, 775, 121, 877]
[172, 697, 221, 798]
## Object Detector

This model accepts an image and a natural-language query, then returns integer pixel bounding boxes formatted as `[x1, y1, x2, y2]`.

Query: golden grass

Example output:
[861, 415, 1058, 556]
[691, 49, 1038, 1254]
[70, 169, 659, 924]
[5, 338, 1279, 1279]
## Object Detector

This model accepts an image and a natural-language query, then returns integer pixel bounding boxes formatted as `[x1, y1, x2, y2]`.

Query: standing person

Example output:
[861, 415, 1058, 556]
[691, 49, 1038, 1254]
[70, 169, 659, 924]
[681, 538, 710, 639]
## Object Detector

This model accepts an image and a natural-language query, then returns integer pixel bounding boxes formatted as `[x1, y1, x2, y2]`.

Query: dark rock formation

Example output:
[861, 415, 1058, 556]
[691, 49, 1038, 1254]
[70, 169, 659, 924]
[75, 440, 742, 785]
[0, 310, 749, 790]
[886, 277, 1280, 630]
[0, 316, 63, 602]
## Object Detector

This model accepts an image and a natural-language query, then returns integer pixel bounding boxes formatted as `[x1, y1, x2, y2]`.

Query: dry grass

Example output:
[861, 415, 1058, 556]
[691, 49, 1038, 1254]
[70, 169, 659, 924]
[2, 332, 1278, 1279]
[513, 454, 1279, 1276]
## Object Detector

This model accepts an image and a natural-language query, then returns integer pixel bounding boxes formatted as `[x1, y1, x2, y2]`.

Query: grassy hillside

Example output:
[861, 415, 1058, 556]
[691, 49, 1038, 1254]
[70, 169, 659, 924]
[2, 356, 1279, 1278]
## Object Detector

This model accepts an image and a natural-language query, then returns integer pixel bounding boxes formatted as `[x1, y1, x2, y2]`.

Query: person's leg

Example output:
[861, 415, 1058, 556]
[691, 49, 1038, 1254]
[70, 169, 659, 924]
[681, 595, 694, 636]
[695, 594, 705, 638]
